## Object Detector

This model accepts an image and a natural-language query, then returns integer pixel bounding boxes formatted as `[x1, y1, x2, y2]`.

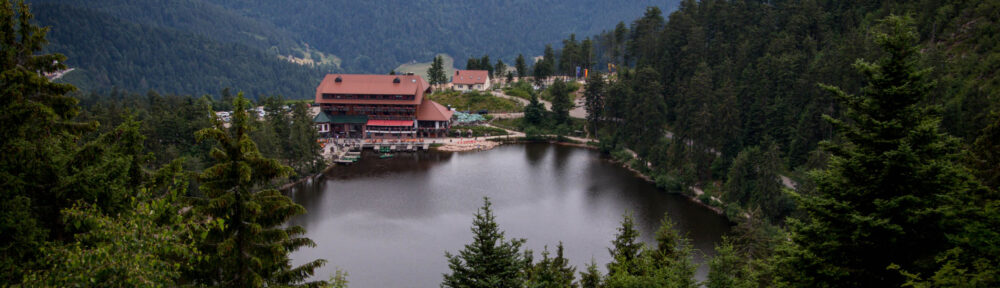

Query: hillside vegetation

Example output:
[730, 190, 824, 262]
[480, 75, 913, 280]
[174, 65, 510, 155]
[33, 3, 329, 99]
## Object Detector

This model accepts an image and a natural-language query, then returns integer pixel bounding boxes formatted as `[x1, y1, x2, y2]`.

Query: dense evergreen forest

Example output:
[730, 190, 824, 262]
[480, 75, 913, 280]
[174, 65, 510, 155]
[30, 3, 329, 99]
[29, 0, 680, 95]
[532, 0, 999, 221]
[4, 0, 1000, 287]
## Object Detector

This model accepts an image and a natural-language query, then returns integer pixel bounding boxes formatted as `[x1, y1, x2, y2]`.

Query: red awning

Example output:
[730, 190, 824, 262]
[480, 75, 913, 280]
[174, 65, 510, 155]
[366, 119, 414, 126]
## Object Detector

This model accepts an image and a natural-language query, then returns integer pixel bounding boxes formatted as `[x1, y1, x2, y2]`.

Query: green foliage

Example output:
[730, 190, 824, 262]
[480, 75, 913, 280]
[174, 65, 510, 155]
[971, 112, 1000, 190]
[583, 71, 606, 135]
[723, 144, 793, 223]
[578, 259, 602, 288]
[523, 92, 547, 127]
[515, 54, 528, 78]
[252, 95, 324, 177]
[443, 197, 529, 288]
[22, 163, 201, 287]
[526, 243, 578, 288]
[504, 80, 535, 100]
[777, 15, 992, 287]
[33, 3, 326, 98]
[607, 212, 642, 276]
[549, 78, 573, 125]
[604, 212, 698, 288]
[706, 238, 754, 288]
[1, 2, 152, 282]
[428, 55, 448, 88]
[534, 45, 556, 84]
[429, 90, 523, 113]
[191, 93, 325, 287]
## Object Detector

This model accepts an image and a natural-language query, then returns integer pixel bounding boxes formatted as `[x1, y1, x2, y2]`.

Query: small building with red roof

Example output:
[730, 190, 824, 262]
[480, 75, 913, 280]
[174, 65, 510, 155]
[314, 74, 453, 138]
[451, 70, 490, 92]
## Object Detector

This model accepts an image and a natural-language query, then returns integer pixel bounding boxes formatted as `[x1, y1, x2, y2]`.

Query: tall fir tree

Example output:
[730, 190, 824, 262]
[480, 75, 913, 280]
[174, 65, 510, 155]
[607, 212, 642, 276]
[192, 93, 325, 287]
[428, 55, 447, 89]
[578, 259, 602, 288]
[515, 54, 528, 79]
[777, 15, 988, 287]
[443, 197, 529, 288]
[1, 0, 106, 282]
[584, 71, 606, 135]
[550, 78, 573, 125]
[524, 91, 546, 127]
[526, 242, 578, 288]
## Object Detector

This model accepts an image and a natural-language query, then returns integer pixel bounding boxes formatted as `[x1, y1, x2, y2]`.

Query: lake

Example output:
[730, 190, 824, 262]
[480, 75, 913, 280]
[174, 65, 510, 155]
[288, 143, 731, 287]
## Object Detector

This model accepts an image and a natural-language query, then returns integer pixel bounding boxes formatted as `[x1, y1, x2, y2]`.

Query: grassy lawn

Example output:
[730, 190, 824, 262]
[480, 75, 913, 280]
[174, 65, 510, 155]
[395, 53, 456, 81]
[539, 81, 581, 102]
[493, 115, 586, 136]
[428, 90, 523, 113]
[502, 81, 534, 101]
[502, 80, 581, 103]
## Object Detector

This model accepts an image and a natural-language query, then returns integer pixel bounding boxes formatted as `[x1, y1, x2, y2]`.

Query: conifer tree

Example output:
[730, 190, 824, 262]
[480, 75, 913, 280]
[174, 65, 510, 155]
[1, 0, 107, 282]
[495, 59, 507, 84]
[578, 259, 602, 288]
[778, 15, 987, 287]
[527, 242, 578, 288]
[443, 197, 529, 288]
[515, 54, 528, 79]
[193, 93, 325, 287]
[706, 238, 753, 288]
[428, 55, 447, 89]
[524, 91, 546, 127]
[584, 71, 606, 135]
[550, 78, 573, 125]
[607, 212, 642, 276]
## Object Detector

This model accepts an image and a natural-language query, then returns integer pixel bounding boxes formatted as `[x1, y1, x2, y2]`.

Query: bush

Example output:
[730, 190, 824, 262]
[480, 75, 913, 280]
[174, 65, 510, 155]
[654, 173, 686, 193]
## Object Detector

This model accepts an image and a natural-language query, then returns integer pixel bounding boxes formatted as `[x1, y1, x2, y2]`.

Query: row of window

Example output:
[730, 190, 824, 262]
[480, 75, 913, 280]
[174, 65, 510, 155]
[321, 94, 414, 101]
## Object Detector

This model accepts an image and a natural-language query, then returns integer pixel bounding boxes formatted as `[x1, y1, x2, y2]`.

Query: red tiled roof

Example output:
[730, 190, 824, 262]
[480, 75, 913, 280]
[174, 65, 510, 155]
[366, 119, 414, 126]
[416, 98, 454, 121]
[315, 74, 430, 105]
[452, 70, 489, 85]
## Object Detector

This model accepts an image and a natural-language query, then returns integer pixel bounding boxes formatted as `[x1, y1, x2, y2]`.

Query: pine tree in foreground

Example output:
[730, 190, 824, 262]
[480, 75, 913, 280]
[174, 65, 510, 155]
[527, 242, 578, 288]
[777, 15, 993, 287]
[443, 197, 529, 288]
[192, 93, 325, 287]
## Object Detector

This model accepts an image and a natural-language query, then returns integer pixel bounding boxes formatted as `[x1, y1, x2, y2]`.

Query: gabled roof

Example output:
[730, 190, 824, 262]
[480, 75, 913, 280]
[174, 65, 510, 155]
[315, 74, 430, 105]
[416, 98, 454, 121]
[313, 112, 368, 124]
[452, 70, 489, 85]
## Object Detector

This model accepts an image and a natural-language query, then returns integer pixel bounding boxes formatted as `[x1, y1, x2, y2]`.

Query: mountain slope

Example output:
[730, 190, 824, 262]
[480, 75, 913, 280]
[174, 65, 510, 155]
[205, 0, 681, 72]
[34, 4, 325, 98]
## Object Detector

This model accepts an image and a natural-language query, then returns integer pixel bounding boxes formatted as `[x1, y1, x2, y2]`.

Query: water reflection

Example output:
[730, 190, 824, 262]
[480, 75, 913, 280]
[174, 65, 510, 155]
[288, 143, 730, 288]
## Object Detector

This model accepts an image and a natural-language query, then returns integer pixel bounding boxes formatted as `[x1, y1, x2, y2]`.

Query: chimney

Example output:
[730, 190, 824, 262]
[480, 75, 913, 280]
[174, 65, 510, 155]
[335, 76, 342, 83]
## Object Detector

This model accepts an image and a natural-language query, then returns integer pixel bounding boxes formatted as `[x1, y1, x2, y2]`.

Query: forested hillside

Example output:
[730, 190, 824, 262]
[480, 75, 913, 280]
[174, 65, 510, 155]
[549, 0, 998, 286]
[32, 0, 302, 54]
[32, 4, 328, 99]
[29, 0, 680, 96]
[161, 0, 681, 73]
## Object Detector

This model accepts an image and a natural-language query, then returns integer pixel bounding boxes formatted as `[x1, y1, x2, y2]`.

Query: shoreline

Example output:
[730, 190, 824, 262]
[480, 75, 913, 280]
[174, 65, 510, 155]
[293, 137, 727, 218]
[606, 156, 727, 217]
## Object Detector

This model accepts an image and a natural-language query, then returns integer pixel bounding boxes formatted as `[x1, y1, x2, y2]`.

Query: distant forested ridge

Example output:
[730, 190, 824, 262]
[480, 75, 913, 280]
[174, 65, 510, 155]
[31, 3, 329, 99]
[29, 0, 680, 97]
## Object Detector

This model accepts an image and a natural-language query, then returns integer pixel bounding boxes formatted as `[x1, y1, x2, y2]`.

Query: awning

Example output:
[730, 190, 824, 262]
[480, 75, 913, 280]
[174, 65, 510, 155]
[366, 119, 414, 126]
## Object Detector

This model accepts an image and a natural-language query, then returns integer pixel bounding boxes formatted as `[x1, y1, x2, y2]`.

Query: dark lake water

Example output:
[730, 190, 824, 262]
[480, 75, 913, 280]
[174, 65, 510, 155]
[287, 143, 731, 287]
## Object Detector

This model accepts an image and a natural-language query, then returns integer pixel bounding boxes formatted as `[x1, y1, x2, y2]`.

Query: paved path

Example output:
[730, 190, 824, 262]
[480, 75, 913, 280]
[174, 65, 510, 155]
[492, 90, 589, 119]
